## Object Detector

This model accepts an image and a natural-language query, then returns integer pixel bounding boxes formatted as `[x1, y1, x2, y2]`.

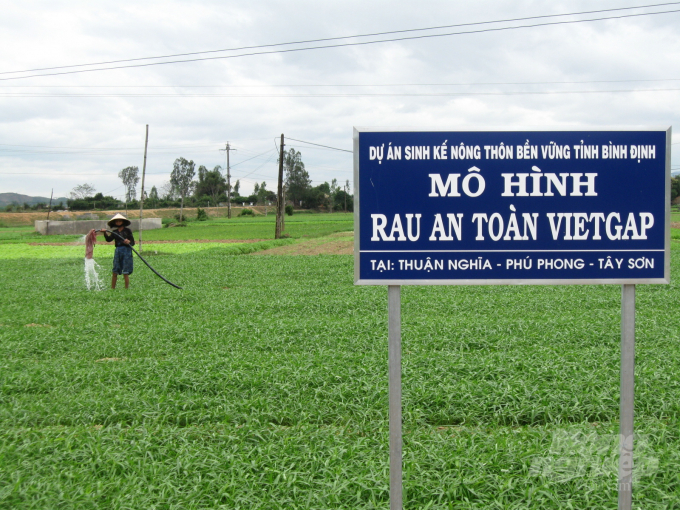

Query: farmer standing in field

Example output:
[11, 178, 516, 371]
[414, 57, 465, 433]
[99, 213, 135, 289]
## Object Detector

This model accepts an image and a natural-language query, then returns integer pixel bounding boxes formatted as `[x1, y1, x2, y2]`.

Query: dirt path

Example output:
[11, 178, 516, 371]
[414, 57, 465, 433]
[252, 232, 354, 255]
[0, 206, 272, 226]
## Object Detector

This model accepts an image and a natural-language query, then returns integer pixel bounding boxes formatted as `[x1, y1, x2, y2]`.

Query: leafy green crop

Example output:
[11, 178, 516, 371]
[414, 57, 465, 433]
[1, 240, 680, 508]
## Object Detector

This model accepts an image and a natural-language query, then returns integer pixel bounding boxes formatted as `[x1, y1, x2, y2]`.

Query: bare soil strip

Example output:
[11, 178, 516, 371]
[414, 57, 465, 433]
[0, 206, 272, 226]
[252, 232, 354, 256]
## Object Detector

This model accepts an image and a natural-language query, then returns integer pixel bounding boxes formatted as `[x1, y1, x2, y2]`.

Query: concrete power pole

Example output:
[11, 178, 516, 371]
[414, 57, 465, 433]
[138, 124, 149, 252]
[275, 134, 285, 239]
[46, 188, 53, 236]
[221, 142, 235, 219]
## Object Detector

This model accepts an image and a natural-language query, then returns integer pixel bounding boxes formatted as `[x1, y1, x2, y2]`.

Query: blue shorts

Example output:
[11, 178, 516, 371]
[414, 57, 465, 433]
[112, 246, 133, 275]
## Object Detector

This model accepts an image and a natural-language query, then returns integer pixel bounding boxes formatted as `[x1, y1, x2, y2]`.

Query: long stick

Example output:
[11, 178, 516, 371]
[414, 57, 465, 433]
[104, 230, 182, 289]
[139, 124, 149, 252]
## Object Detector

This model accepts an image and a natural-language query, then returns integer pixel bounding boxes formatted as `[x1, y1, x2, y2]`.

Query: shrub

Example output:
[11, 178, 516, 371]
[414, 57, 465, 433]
[239, 208, 254, 217]
[285, 205, 294, 216]
[196, 208, 208, 221]
[174, 213, 193, 223]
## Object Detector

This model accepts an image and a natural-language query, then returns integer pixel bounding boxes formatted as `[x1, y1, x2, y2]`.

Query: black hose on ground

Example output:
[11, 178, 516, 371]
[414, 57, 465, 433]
[102, 229, 182, 289]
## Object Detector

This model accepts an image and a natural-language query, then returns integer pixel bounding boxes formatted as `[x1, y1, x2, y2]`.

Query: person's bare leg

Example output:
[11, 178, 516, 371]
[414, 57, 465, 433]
[124, 275, 130, 289]
[111, 273, 117, 289]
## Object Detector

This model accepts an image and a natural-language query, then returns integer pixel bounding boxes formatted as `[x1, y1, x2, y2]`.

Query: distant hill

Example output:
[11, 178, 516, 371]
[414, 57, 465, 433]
[0, 192, 69, 207]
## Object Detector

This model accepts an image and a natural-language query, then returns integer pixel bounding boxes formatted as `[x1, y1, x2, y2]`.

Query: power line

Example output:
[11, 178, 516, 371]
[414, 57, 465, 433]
[229, 148, 277, 168]
[3, 88, 680, 98]
[233, 152, 278, 181]
[2, 7, 679, 81]
[0, 141, 231, 150]
[2, 2, 677, 77]
[3, 78, 680, 87]
[0, 150, 225, 156]
[101, 184, 125, 195]
[0, 172, 119, 176]
[287, 138, 352, 153]
[0, 140, 276, 152]
[1, 137, 677, 155]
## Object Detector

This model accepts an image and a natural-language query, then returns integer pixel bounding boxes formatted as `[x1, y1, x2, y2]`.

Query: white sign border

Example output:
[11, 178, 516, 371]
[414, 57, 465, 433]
[353, 126, 672, 286]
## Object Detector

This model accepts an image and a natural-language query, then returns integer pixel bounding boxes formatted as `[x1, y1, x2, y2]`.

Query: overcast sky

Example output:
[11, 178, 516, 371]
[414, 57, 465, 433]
[1, 0, 678, 200]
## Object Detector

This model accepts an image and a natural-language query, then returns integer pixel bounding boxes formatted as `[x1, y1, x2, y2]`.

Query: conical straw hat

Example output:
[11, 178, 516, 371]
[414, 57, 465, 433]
[107, 213, 131, 227]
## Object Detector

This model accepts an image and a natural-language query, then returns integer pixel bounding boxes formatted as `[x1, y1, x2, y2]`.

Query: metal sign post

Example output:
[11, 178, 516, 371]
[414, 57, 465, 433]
[619, 284, 636, 510]
[353, 128, 670, 509]
[388, 285, 402, 509]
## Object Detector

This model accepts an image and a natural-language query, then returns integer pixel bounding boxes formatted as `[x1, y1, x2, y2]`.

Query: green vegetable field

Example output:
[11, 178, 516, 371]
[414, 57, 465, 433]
[1, 215, 680, 509]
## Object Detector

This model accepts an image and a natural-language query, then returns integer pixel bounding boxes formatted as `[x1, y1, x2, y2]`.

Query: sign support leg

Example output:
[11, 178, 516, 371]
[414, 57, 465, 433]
[619, 284, 635, 510]
[388, 285, 402, 510]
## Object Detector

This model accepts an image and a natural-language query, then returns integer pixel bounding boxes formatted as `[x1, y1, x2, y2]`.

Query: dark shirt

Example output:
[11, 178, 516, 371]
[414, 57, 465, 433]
[104, 227, 135, 247]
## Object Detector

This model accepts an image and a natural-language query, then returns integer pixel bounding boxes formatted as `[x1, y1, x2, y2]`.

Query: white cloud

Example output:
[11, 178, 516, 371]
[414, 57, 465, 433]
[1, 0, 678, 197]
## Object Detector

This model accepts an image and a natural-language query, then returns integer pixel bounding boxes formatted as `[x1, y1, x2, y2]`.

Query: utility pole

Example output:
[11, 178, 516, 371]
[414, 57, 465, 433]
[46, 188, 53, 236]
[344, 180, 348, 213]
[138, 124, 149, 253]
[275, 134, 285, 239]
[220, 142, 235, 219]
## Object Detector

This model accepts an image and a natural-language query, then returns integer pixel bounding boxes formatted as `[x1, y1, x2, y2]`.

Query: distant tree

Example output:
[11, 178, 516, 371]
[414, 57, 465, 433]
[334, 188, 353, 212]
[149, 186, 159, 208]
[672, 175, 680, 203]
[159, 181, 175, 200]
[257, 181, 271, 205]
[253, 182, 260, 195]
[195, 165, 226, 206]
[283, 148, 311, 206]
[69, 183, 96, 200]
[233, 179, 241, 197]
[170, 157, 196, 222]
[119, 167, 140, 203]
[328, 178, 340, 213]
[210, 165, 226, 201]
[301, 182, 330, 209]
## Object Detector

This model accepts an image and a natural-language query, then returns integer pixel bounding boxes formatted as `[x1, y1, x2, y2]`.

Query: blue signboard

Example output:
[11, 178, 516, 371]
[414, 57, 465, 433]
[353, 128, 671, 285]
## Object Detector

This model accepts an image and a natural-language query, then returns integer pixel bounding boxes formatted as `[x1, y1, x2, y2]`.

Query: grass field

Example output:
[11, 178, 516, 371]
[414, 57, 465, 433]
[1, 216, 680, 509]
[0, 213, 354, 245]
[0, 206, 284, 227]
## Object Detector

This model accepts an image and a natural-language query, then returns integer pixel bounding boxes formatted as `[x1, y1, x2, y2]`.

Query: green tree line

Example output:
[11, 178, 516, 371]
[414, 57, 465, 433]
[60, 148, 353, 212]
